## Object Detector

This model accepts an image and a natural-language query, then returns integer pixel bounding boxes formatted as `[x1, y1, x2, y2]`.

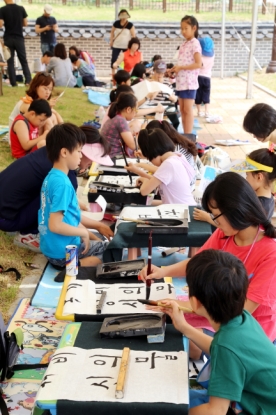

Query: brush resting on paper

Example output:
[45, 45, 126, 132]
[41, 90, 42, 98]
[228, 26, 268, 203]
[146, 231, 153, 300]
[138, 299, 194, 313]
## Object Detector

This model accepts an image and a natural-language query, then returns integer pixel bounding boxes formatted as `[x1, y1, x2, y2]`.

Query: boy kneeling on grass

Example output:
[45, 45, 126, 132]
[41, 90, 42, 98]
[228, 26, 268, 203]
[10, 99, 51, 159]
[38, 123, 107, 268]
[162, 249, 276, 415]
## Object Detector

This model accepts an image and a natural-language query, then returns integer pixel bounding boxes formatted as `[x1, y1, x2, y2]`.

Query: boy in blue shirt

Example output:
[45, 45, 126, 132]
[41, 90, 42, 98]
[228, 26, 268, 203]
[162, 249, 276, 415]
[38, 123, 107, 267]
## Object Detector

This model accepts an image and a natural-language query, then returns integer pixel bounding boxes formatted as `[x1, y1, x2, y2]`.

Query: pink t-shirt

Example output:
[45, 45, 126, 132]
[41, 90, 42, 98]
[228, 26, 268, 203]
[176, 38, 202, 91]
[153, 154, 196, 205]
[186, 229, 276, 341]
[199, 55, 215, 78]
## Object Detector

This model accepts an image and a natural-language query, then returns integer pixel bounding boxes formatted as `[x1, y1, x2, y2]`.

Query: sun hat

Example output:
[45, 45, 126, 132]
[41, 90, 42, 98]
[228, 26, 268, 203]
[153, 59, 167, 74]
[199, 37, 214, 57]
[230, 156, 273, 173]
[44, 4, 53, 14]
[82, 143, 114, 166]
[118, 11, 130, 19]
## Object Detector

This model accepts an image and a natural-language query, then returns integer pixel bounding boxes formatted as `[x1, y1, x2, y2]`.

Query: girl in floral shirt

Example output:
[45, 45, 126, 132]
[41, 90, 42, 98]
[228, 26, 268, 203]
[171, 15, 202, 134]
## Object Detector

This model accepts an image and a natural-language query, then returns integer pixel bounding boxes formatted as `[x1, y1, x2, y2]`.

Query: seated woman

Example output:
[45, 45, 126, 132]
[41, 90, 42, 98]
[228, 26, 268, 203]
[9, 72, 63, 142]
[126, 128, 196, 205]
[69, 45, 95, 71]
[139, 172, 276, 355]
[47, 43, 76, 87]
[113, 37, 143, 74]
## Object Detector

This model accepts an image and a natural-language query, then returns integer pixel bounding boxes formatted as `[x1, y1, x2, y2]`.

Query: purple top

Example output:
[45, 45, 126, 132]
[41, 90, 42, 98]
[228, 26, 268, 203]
[100, 114, 130, 158]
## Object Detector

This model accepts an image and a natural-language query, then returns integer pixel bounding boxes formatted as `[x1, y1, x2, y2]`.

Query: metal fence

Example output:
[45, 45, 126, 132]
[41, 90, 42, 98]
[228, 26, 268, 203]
[23, 0, 276, 14]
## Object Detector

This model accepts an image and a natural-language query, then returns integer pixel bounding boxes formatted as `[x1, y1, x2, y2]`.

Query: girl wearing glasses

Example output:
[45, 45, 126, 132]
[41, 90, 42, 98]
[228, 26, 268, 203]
[9, 72, 63, 142]
[139, 172, 276, 354]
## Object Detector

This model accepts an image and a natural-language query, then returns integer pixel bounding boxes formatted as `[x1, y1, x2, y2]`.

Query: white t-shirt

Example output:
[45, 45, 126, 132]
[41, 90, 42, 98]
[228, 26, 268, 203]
[153, 154, 196, 205]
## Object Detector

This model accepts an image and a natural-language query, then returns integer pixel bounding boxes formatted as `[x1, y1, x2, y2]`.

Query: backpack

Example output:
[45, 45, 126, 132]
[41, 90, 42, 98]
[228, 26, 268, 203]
[0, 313, 48, 415]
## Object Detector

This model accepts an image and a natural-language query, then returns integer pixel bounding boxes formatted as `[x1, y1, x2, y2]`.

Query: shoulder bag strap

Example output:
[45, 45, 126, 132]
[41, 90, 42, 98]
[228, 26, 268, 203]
[113, 21, 128, 43]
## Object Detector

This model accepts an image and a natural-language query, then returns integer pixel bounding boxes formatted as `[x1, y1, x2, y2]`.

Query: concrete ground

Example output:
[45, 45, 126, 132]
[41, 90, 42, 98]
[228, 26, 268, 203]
[9, 76, 276, 316]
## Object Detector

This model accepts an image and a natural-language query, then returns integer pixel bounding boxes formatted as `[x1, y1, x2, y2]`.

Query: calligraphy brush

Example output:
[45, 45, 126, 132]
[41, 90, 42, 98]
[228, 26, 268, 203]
[146, 231, 152, 300]
[134, 134, 140, 163]
[138, 299, 194, 313]
[112, 216, 168, 227]
[119, 139, 132, 185]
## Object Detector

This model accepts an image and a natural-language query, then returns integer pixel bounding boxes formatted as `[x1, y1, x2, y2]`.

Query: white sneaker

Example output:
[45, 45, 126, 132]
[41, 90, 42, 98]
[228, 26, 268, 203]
[14, 233, 41, 253]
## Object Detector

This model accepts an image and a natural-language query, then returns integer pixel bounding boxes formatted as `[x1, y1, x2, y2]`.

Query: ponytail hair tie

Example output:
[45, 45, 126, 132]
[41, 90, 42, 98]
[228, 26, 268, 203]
[269, 143, 276, 153]
[263, 220, 271, 227]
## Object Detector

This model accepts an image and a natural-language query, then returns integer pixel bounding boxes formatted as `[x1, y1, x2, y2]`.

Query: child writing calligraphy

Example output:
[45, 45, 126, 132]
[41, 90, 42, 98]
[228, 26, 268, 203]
[125, 128, 196, 205]
[171, 15, 202, 134]
[38, 123, 107, 268]
[193, 148, 276, 224]
[100, 92, 138, 158]
[162, 249, 276, 414]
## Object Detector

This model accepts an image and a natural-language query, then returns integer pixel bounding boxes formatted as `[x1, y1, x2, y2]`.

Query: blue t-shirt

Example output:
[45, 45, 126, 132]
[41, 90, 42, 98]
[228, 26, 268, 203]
[38, 168, 81, 259]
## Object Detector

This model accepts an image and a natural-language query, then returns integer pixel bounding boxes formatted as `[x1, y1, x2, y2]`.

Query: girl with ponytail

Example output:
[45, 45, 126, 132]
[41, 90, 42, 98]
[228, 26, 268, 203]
[126, 128, 196, 205]
[139, 172, 276, 350]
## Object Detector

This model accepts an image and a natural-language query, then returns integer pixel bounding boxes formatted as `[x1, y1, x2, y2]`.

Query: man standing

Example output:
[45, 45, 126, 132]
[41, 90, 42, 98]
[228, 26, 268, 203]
[0, 0, 31, 87]
[35, 5, 58, 54]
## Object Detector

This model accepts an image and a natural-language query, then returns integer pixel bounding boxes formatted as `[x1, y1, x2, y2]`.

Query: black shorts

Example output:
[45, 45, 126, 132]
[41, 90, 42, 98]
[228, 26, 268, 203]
[195, 76, 211, 105]
[111, 47, 127, 68]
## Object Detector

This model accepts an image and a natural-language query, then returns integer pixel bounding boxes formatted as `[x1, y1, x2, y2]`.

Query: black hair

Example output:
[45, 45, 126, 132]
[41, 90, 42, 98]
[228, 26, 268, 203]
[128, 37, 140, 50]
[166, 63, 174, 69]
[249, 148, 276, 186]
[138, 128, 175, 161]
[46, 123, 86, 163]
[113, 70, 131, 85]
[146, 120, 197, 156]
[131, 63, 146, 79]
[79, 125, 110, 156]
[152, 54, 162, 62]
[131, 78, 142, 86]
[28, 99, 52, 117]
[202, 172, 276, 238]
[109, 85, 133, 103]
[181, 15, 199, 38]
[54, 43, 67, 60]
[69, 46, 80, 56]
[108, 92, 137, 119]
[42, 51, 53, 58]
[186, 250, 248, 324]
[243, 103, 276, 140]
[70, 55, 78, 63]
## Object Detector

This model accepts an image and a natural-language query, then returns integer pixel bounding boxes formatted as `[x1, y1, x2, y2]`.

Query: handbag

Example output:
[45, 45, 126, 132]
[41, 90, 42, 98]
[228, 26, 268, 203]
[2, 45, 11, 61]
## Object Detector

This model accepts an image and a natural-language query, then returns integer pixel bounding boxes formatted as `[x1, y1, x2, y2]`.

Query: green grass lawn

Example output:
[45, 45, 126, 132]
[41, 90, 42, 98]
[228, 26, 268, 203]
[22, 3, 275, 23]
[0, 84, 98, 321]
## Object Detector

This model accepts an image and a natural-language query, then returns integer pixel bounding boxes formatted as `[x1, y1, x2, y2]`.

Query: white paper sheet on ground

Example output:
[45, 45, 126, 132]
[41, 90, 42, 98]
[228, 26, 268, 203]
[62, 281, 176, 316]
[132, 80, 173, 102]
[117, 204, 190, 227]
[96, 175, 140, 193]
[81, 195, 107, 221]
[215, 139, 250, 146]
[36, 346, 189, 404]
[115, 158, 150, 167]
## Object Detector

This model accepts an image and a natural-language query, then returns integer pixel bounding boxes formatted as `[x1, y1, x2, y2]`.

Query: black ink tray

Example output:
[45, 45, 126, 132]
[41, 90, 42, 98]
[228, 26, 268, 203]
[96, 259, 146, 279]
[136, 218, 188, 234]
[99, 313, 166, 338]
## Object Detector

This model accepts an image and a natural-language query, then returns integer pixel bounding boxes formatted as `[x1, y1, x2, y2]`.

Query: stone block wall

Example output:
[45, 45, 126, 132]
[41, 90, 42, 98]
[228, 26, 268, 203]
[1, 21, 274, 77]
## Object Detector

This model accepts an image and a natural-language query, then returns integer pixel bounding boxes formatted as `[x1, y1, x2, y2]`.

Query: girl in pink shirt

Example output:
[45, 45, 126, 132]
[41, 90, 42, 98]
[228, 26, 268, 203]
[171, 15, 202, 134]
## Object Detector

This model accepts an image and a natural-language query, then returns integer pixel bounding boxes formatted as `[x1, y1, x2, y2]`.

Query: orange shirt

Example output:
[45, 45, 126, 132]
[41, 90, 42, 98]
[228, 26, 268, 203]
[123, 49, 142, 73]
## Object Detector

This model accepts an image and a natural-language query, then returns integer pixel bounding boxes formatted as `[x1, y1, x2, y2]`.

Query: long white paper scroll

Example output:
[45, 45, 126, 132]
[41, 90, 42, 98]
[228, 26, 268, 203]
[62, 281, 176, 316]
[36, 347, 189, 404]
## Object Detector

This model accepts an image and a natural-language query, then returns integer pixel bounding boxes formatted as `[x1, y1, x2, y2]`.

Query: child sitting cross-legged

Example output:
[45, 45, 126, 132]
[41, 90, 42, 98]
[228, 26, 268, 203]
[10, 99, 52, 159]
[38, 123, 107, 268]
[162, 249, 276, 415]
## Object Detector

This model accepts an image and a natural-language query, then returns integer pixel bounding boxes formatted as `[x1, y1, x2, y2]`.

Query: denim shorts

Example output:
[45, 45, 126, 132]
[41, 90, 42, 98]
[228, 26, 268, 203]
[175, 89, 197, 99]
[46, 240, 108, 267]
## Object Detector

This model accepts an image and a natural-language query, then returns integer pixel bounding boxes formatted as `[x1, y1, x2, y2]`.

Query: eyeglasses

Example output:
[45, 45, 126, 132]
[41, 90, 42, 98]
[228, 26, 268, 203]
[210, 212, 224, 225]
